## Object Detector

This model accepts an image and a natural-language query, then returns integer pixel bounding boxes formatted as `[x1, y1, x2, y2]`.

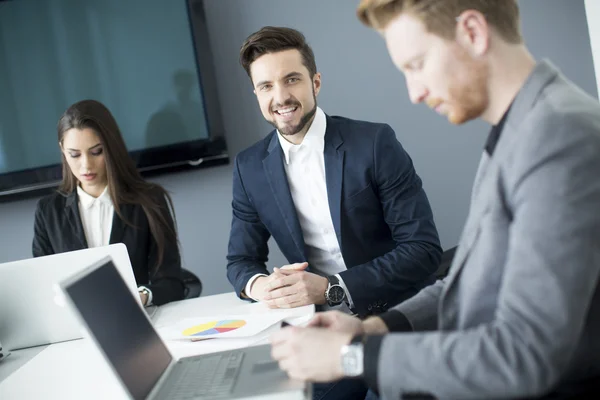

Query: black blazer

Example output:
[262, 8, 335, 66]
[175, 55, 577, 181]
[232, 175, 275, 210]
[32, 189, 185, 306]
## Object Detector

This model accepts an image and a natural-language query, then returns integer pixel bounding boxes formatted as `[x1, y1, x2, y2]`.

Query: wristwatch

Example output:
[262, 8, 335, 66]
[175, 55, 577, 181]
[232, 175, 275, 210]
[325, 275, 346, 306]
[138, 286, 153, 306]
[340, 335, 364, 378]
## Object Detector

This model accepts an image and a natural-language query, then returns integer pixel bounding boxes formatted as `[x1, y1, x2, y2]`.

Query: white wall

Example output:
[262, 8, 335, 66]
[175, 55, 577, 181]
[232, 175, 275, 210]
[585, 0, 600, 95]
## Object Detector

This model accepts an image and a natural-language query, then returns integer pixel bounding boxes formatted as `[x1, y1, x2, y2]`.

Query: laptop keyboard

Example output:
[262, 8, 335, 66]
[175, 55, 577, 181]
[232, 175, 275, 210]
[155, 351, 245, 399]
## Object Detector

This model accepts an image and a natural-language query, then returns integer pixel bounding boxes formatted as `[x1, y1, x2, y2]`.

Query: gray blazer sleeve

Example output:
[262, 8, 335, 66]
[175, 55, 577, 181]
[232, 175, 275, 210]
[376, 116, 600, 399]
[390, 277, 446, 331]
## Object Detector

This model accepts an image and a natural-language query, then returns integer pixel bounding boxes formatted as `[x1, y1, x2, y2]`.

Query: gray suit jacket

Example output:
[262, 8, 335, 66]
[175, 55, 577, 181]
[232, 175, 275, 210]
[377, 60, 600, 399]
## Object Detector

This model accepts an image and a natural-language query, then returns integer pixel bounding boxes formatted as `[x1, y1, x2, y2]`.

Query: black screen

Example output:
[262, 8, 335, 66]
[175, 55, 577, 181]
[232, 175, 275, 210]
[64, 260, 173, 400]
[0, 0, 228, 198]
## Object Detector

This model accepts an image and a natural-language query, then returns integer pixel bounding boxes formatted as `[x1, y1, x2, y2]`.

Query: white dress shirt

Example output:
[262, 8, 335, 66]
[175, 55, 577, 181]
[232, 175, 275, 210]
[77, 185, 153, 306]
[77, 185, 114, 248]
[245, 107, 355, 309]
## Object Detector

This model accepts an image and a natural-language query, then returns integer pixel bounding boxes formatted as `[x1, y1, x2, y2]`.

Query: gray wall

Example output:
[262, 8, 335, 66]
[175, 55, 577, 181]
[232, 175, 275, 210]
[0, 0, 597, 296]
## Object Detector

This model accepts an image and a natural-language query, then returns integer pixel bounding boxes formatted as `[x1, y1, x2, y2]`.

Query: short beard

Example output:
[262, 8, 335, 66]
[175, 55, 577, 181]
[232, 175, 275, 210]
[270, 93, 318, 136]
[447, 50, 489, 124]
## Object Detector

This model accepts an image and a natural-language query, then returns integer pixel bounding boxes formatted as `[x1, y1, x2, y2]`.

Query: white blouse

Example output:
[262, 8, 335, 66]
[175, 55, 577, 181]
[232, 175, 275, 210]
[77, 185, 114, 248]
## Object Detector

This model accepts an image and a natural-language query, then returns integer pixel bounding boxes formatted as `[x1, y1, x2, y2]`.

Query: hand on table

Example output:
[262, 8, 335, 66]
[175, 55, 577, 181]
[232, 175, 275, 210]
[307, 310, 390, 336]
[249, 262, 309, 302]
[270, 326, 352, 382]
[307, 311, 364, 335]
[262, 263, 329, 308]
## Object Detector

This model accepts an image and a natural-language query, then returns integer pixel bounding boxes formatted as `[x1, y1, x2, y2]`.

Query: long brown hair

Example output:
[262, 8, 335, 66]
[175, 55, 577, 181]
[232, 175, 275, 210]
[57, 99, 178, 272]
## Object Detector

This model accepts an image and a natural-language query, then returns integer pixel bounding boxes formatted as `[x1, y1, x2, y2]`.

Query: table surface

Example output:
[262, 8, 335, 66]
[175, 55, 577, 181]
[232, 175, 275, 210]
[0, 292, 314, 399]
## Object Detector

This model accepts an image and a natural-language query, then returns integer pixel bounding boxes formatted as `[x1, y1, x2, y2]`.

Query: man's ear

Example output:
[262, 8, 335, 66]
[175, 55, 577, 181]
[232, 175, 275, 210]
[455, 10, 490, 57]
[313, 72, 322, 96]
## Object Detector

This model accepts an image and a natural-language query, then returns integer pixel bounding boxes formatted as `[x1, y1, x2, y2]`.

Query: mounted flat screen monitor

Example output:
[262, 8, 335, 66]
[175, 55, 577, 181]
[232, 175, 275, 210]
[0, 0, 227, 198]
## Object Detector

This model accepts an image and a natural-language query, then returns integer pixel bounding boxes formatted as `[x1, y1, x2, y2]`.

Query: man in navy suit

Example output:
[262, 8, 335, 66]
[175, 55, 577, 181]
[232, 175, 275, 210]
[227, 26, 442, 320]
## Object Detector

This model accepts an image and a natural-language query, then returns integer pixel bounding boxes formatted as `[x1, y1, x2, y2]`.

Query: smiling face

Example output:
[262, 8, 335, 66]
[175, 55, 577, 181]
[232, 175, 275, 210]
[249, 49, 321, 140]
[384, 13, 490, 125]
[60, 127, 107, 196]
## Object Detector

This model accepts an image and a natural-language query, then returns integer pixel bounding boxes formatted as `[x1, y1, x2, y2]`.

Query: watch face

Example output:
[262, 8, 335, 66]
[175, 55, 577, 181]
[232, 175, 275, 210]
[328, 285, 345, 304]
[342, 344, 364, 377]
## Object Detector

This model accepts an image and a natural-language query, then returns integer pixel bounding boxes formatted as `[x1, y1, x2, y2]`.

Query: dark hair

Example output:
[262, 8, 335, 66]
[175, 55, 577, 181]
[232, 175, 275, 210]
[240, 26, 317, 80]
[57, 99, 178, 272]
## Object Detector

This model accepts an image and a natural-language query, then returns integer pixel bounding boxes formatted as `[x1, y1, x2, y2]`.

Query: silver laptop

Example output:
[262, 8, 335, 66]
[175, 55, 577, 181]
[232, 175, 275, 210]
[61, 256, 309, 400]
[0, 244, 138, 351]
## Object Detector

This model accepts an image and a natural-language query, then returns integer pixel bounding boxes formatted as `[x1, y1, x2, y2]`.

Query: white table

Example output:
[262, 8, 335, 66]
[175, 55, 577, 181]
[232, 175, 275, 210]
[0, 292, 314, 399]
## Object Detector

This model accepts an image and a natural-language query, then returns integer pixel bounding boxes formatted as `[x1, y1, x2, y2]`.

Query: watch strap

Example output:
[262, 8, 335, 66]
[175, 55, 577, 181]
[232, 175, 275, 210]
[327, 275, 340, 286]
[351, 334, 364, 345]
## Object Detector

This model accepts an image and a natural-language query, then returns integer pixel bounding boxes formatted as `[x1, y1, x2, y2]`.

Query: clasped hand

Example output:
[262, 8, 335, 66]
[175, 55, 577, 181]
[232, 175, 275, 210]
[251, 262, 329, 308]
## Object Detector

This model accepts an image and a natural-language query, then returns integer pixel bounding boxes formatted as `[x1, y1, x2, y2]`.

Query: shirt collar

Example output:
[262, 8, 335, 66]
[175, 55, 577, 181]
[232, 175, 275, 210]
[277, 107, 326, 165]
[77, 185, 112, 209]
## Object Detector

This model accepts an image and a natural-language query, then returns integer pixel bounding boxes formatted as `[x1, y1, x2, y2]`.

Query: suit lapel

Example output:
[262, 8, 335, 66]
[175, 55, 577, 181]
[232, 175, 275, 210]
[323, 119, 344, 249]
[443, 153, 494, 289]
[65, 191, 88, 248]
[263, 133, 306, 259]
[469, 153, 491, 207]
[109, 204, 129, 245]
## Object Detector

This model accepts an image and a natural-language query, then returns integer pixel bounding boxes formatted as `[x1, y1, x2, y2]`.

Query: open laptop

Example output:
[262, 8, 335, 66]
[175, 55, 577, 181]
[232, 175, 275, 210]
[0, 244, 138, 351]
[61, 256, 308, 400]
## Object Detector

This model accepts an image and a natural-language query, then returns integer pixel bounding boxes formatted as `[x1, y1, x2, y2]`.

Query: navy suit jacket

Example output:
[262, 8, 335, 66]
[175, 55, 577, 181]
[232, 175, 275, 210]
[226, 115, 442, 316]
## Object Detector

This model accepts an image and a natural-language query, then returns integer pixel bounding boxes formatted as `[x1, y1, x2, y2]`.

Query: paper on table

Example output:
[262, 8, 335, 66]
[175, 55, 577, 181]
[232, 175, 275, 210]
[157, 314, 285, 341]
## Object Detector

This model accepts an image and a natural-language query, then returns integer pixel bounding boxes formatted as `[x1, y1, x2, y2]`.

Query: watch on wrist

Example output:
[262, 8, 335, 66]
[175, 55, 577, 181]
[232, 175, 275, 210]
[325, 275, 346, 306]
[138, 287, 152, 306]
[341, 335, 364, 378]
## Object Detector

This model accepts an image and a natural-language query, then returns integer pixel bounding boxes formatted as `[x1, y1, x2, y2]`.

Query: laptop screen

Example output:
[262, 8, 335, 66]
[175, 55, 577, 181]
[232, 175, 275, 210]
[63, 259, 173, 400]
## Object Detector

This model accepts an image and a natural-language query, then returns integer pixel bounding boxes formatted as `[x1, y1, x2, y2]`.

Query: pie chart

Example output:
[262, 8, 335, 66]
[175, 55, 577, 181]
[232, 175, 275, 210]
[182, 319, 247, 337]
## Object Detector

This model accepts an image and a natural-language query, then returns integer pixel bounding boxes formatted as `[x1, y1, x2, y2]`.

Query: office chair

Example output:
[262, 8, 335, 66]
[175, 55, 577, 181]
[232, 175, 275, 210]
[181, 268, 202, 299]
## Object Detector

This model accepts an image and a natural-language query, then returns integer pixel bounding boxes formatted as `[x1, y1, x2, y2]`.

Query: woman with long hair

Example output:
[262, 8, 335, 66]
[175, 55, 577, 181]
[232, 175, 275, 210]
[33, 99, 185, 306]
